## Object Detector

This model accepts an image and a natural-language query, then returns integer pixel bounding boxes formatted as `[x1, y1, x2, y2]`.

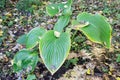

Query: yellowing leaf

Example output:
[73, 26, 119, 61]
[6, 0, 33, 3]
[32, 5, 37, 9]
[86, 68, 91, 75]
[108, 71, 112, 75]
[0, 19, 2, 23]
[0, 30, 3, 36]
[116, 77, 120, 80]
[43, 1, 47, 5]
[5, 12, 12, 17]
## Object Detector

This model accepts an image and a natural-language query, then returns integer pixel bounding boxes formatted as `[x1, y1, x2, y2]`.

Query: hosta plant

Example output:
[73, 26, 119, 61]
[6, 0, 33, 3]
[13, 0, 112, 76]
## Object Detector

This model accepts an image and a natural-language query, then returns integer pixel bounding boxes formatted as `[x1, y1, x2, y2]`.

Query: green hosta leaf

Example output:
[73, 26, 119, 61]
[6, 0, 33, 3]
[39, 30, 71, 74]
[46, 0, 73, 16]
[62, 7, 72, 16]
[62, 0, 72, 15]
[54, 15, 70, 33]
[71, 20, 79, 26]
[26, 74, 36, 80]
[8, 21, 14, 27]
[26, 27, 46, 49]
[116, 54, 120, 63]
[17, 34, 27, 45]
[46, 4, 60, 16]
[77, 12, 112, 48]
[13, 49, 39, 72]
[67, 0, 73, 6]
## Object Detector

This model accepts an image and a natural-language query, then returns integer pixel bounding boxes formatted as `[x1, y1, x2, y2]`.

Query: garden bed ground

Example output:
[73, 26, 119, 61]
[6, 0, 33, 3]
[0, 0, 120, 80]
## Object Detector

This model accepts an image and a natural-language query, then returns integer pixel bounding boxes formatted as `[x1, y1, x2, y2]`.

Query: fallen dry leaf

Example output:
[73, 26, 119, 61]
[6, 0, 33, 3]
[0, 29, 3, 36]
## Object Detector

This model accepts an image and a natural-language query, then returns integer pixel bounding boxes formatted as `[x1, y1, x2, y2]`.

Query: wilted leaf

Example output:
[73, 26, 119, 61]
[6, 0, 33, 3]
[77, 12, 112, 48]
[39, 30, 71, 74]
[13, 49, 38, 72]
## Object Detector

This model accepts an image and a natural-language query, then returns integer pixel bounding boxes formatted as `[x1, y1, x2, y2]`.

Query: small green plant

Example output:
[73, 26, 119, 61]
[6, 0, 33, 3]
[13, 0, 112, 77]
[65, 58, 79, 68]
[16, 0, 41, 13]
[116, 54, 120, 63]
[0, 0, 6, 9]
